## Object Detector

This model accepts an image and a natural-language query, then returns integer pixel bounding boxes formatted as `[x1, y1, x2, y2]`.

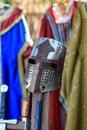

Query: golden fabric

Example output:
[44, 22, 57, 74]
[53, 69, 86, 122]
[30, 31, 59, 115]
[60, 4, 87, 130]
[18, 42, 29, 100]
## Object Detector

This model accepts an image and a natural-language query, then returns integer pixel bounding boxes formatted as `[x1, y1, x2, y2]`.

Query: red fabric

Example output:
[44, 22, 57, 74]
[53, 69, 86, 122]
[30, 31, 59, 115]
[72, 2, 78, 15]
[56, 1, 77, 15]
[39, 2, 77, 130]
[50, 88, 62, 130]
[39, 2, 77, 38]
[1, 8, 22, 32]
[23, 45, 33, 58]
[39, 6, 54, 39]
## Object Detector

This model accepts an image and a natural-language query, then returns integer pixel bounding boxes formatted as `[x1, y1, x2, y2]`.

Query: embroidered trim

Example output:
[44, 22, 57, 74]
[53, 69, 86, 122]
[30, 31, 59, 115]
[0, 13, 23, 35]
[0, 6, 23, 35]
[18, 42, 30, 100]
[0, 7, 14, 23]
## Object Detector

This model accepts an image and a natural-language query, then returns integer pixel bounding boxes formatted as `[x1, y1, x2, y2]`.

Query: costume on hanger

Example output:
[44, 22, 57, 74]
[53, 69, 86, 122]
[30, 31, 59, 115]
[39, 1, 77, 130]
[39, 1, 77, 45]
[0, 6, 30, 120]
[60, 4, 87, 130]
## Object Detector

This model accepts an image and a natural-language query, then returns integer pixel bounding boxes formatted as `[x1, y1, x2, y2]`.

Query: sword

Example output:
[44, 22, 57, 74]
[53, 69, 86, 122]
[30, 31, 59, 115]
[0, 85, 18, 130]
[0, 84, 8, 130]
[0, 84, 8, 119]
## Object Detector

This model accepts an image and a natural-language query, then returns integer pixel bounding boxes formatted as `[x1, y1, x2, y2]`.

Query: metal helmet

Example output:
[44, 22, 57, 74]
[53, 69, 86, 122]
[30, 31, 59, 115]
[24, 38, 66, 93]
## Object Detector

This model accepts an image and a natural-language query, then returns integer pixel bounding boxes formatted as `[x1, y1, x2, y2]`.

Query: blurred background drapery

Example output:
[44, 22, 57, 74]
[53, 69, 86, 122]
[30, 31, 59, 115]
[3, 0, 82, 41]
[10, 0, 52, 41]
[10, 0, 67, 41]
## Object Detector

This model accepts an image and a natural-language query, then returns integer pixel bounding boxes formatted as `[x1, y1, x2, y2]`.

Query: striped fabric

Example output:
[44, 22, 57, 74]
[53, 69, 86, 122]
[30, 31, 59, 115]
[45, 11, 72, 45]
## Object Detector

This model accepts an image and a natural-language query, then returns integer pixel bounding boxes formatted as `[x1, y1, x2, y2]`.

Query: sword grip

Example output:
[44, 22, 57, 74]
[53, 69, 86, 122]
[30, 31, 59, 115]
[0, 92, 6, 119]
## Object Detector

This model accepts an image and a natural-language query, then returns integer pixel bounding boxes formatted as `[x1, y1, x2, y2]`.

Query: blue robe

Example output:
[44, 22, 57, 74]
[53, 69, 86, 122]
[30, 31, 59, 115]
[0, 7, 29, 120]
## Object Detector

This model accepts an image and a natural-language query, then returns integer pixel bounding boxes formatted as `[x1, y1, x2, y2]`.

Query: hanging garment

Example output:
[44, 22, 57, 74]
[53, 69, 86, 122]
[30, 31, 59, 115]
[0, 6, 30, 120]
[39, 1, 77, 45]
[39, 1, 77, 130]
[60, 4, 87, 130]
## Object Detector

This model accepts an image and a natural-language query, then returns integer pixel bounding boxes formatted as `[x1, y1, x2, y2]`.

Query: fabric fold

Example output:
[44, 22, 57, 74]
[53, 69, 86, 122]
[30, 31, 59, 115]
[60, 4, 87, 130]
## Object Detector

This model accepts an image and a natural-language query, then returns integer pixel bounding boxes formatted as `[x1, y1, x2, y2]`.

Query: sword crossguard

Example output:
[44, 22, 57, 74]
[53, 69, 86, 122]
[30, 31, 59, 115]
[0, 119, 17, 124]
